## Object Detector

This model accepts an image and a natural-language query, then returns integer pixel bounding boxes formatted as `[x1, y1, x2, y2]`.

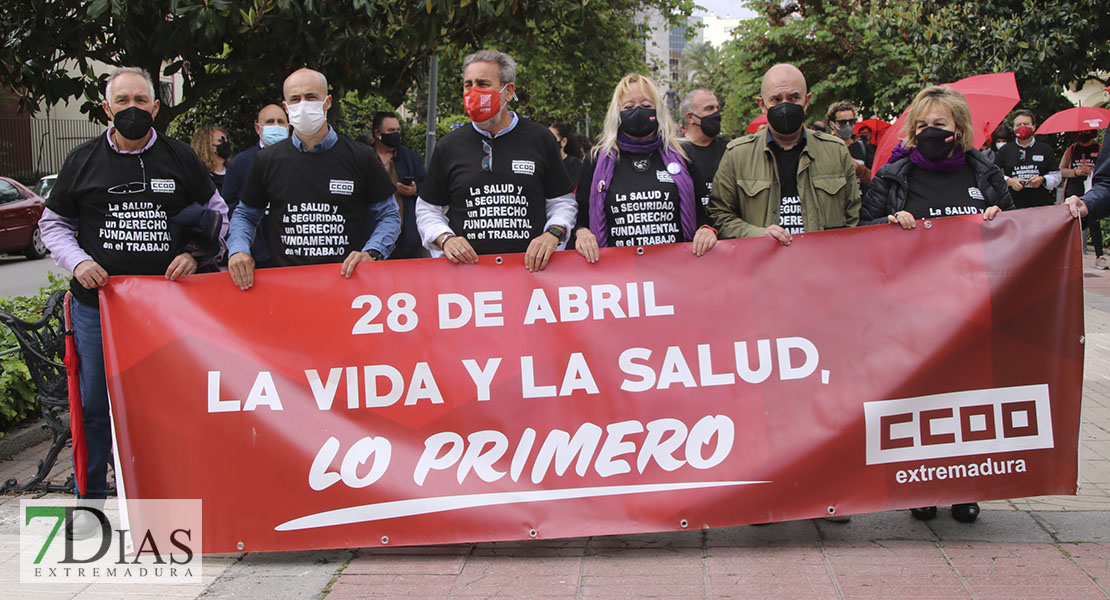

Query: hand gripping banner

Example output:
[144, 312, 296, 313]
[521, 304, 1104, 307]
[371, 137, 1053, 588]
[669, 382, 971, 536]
[100, 206, 1084, 553]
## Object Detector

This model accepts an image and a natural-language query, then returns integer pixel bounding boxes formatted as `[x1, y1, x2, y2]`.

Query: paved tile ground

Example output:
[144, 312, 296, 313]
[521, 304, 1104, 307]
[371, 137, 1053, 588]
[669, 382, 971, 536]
[2, 252, 1110, 599]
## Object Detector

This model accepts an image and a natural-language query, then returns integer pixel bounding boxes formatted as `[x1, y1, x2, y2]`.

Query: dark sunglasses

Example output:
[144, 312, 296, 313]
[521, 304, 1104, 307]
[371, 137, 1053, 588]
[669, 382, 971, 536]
[832, 119, 855, 127]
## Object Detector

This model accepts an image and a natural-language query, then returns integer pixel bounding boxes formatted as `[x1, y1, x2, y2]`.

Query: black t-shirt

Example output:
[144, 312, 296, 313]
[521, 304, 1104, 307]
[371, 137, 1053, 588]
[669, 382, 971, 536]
[421, 117, 573, 255]
[47, 132, 215, 306]
[995, 139, 1058, 208]
[240, 135, 395, 267]
[563, 155, 584, 190]
[903, 163, 987, 220]
[681, 136, 729, 192]
[1065, 142, 1100, 197]
[770, 137, 805, 233]
[209, 171, 225, 194]
[575, 149, 710, 248]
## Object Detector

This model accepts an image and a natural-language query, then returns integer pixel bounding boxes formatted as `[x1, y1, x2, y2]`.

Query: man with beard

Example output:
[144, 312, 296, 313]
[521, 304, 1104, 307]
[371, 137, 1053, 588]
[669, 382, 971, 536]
[415, 49, 575, 272]
[679, 87, 729, 194]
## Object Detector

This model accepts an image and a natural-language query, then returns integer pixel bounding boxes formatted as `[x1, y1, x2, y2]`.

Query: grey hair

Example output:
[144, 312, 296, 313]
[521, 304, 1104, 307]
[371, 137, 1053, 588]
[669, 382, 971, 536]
[678, 87, 709, 122]
[105, 66, 156, 101]
[462, 50, 517, 84]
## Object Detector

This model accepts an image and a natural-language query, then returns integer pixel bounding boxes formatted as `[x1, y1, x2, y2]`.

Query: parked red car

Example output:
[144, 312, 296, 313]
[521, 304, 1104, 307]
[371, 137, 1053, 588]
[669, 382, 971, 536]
[0, 176, 48, 259]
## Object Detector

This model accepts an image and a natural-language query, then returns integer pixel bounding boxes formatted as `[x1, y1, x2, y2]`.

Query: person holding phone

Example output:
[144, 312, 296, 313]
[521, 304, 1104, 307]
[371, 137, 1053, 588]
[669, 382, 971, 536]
[365, 111, 427, 259]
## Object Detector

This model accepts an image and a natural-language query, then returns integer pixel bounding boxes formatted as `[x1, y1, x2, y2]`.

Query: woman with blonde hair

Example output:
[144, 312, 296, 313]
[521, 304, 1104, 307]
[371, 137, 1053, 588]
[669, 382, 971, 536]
[860, 86, 1013, 229]
[862, 86, 1014, 524]
[573, 73, 717, 262]
[190, 124, 232, 193]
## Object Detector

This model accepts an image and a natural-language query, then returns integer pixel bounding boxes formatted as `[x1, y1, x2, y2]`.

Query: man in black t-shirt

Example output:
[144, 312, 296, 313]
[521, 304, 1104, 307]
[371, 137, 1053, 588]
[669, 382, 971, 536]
[995, 109, 1062, 208]
[679, 87, 729, 195]
[415, 49, 575, 272]
[38, 66, 228, 505]
[227, 68, 399, 290]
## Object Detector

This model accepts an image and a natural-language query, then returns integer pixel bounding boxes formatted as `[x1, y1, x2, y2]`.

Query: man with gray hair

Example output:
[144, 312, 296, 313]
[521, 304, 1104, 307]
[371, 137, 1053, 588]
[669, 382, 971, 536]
[679, 87, 728, 195]
[39, 65, 227, 509]
[416, 49, 575, 272]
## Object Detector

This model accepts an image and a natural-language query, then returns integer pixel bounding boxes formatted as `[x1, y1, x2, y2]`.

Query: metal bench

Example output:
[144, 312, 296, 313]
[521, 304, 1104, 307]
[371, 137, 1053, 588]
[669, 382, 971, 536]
[0, 289, 73, 493]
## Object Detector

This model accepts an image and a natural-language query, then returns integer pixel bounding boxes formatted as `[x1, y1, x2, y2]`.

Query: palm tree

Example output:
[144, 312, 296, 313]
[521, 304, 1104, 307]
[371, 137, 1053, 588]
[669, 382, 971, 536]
[678, 42, 721, 84]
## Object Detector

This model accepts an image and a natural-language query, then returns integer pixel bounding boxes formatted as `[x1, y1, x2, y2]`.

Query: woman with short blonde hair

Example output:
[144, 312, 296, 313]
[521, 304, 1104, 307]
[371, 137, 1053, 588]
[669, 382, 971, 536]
[860, 85, 1013, 232]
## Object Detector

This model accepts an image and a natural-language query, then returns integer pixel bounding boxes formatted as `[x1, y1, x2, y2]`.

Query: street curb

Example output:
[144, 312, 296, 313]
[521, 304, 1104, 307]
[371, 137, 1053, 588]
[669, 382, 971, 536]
[0, 419, 52, 461]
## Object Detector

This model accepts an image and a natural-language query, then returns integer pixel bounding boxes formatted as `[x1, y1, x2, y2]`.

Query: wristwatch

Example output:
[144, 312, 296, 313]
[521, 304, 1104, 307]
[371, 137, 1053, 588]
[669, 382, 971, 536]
[368, 250, 384, 261]
[545, 226, 566, 242]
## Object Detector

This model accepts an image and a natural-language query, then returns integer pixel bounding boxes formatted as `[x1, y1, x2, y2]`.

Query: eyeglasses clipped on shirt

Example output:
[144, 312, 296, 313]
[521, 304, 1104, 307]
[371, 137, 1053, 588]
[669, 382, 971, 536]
[481, 139, 493, 173]
[107, 155, 147, 194]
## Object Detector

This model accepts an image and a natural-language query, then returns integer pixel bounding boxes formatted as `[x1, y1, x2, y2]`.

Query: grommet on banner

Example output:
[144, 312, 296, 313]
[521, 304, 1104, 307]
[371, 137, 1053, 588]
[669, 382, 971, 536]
[924, 221, 932, 229]
[495, 256, 503, 265]
[237, 541, 244, 550]
[528, 529, 538, 538]
[381, 536, 390, 545]
[1080, 335, 1086, 344]
[636, 247, 645, 255]
[826, 506, 837, 515]
[680, 519, 689, 528]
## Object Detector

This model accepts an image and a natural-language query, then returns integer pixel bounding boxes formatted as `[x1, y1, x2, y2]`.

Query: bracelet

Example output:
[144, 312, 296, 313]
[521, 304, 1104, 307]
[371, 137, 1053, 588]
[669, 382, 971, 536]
[698, 224, 718, 235]
[438, 233, 455, 250]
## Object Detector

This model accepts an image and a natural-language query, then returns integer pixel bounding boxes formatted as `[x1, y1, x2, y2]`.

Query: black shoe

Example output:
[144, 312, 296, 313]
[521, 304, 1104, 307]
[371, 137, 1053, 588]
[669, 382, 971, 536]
[951, 502, 979, 523]
[910, 506, 937, 521]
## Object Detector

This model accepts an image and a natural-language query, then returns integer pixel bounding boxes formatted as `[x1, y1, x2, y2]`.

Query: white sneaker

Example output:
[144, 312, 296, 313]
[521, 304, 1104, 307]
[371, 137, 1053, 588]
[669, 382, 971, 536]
[66, 507, 106, 541]
[1097, 255, 1108, 270]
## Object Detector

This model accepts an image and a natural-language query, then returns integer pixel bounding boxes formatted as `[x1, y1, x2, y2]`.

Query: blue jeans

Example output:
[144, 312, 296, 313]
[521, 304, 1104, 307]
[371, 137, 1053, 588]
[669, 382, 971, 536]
[71, 298, 112, 499]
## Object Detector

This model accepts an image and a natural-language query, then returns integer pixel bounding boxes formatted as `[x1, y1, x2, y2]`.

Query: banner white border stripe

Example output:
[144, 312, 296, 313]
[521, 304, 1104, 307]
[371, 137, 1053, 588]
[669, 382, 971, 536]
[275, 480, 769, 531]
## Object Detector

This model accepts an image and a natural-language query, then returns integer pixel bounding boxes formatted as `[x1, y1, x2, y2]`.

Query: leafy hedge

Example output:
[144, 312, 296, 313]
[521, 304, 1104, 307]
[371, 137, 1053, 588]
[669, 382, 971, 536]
[0, 272, 68, 434]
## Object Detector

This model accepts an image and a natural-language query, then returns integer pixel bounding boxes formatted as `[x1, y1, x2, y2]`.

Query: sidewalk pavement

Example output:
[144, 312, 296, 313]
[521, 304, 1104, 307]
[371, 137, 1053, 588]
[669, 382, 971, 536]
[3, 254, 1110, 600]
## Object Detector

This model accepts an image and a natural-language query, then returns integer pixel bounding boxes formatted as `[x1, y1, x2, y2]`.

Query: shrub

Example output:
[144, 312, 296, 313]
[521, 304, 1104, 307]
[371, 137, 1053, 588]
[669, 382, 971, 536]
[0, 272, 68, 434]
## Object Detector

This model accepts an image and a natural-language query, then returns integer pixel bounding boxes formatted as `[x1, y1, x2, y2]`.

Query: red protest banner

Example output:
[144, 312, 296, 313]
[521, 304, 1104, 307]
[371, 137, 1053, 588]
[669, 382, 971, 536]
[100, 206, 1084, 554]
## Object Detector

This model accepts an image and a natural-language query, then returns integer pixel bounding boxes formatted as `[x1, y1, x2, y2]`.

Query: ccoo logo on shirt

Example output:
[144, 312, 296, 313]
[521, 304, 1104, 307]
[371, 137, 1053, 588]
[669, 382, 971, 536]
[329, 179, 354, 195]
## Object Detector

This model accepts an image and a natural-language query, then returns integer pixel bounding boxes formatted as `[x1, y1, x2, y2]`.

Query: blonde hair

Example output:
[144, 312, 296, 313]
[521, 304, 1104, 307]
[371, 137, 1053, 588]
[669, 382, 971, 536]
[902, 86, 975, 152]
[594, 73, 686, 161]
[191, 124, 227, 173]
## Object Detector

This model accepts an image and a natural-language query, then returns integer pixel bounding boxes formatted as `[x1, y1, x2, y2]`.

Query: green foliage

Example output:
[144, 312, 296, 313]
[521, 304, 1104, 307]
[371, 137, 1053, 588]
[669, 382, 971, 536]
[718, 0, 921, 138]
[0, 0, 693, 141]
[403, 1, 695, 141]
[910, 0, 1110, 119]
[676, 41, 729, 113]
[0, 272, 68, 434]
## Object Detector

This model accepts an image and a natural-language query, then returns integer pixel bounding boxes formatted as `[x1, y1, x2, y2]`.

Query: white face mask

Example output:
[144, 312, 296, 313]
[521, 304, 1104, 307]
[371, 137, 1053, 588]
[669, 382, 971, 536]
[995, 141, 1006, 150]
[285, 100, 327, 136]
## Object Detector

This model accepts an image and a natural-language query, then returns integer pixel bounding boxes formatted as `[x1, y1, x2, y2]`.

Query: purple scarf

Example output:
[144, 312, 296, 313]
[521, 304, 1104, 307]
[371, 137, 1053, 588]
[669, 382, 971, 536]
[589, 133, 696, 248]
[890, 140, 967, 173]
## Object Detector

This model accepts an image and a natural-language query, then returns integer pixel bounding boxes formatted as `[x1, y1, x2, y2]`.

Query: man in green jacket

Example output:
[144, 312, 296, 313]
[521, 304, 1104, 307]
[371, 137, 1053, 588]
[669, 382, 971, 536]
[709, 64, 860, 246]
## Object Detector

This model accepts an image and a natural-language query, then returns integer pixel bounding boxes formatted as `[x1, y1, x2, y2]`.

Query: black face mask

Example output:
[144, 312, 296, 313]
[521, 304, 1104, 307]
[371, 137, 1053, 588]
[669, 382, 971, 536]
[619, 106, 658, 138]
[696, 111, 722, 138]
[766, 102, 805, 135]
[916, 126, 958, 162]
[112, 106, 154, 140]
[378, 131, 402, 148]
[215, 139, 232, 159]
[1077, 132, 1095, 145]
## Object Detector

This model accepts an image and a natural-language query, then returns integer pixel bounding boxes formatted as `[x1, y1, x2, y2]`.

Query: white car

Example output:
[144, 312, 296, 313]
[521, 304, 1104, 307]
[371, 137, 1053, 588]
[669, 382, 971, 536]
[31, 174, 57, 200]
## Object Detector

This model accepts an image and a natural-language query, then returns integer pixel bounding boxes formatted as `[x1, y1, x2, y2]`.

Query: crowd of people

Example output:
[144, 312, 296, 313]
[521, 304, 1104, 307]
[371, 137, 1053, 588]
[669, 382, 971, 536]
[38, 50, 1110, 534]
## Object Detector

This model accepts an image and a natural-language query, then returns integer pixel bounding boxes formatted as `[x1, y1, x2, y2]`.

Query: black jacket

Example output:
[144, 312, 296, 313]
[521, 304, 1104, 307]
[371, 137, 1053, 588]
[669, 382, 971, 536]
[860, 148, 1015, 225]
[1083, 123, 1110, 223]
